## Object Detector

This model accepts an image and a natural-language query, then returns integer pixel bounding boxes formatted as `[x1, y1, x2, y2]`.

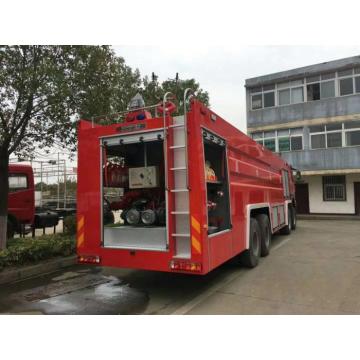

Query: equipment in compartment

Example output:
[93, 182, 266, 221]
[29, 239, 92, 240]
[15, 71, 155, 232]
[111, 188, 165, 227]
[205, 160, 217, 181]
[129, 166, 159, 189]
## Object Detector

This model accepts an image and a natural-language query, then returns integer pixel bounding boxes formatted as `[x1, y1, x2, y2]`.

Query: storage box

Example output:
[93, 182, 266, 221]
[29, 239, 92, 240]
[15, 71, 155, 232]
[129, 166, 159, 189]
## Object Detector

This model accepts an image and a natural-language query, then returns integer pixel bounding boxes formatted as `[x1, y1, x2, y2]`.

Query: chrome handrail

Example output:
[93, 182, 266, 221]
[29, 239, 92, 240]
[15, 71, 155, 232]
[162, 92, 176, 191]
[183, 88, 194, 189]
[162, 91, 176, 251]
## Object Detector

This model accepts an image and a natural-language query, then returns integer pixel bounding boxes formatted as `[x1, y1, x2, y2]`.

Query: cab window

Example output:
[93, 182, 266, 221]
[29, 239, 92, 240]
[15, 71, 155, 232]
[9, 174, 28, 192]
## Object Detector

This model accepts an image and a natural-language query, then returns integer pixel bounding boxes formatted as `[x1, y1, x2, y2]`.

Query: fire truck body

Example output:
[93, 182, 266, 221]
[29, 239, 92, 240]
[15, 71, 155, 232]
[77, 93, 296, 275]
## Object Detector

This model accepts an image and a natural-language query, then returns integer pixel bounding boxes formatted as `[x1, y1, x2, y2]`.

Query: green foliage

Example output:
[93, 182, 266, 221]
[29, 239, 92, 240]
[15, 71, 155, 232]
[0, 233, 75, 270]
[0, 46, 141, 157]
[63, 215, 76, 235]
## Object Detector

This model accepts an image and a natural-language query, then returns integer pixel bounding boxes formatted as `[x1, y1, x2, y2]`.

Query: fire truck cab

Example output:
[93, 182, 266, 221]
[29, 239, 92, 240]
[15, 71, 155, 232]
[77, 90, 296, 275]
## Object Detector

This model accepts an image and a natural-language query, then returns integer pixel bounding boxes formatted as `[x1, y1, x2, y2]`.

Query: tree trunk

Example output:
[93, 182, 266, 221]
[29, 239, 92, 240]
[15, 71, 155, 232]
[0, 147, 9, 250]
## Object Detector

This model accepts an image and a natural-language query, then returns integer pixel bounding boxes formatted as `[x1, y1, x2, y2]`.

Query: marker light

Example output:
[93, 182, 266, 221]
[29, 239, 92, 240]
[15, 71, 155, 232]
[169, 260, 202, 273]
[78, 255, 101, 264]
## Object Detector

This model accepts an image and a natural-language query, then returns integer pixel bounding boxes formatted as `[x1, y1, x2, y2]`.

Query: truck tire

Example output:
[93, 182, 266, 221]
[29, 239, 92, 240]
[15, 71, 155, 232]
[240, 218, 261, 268]
[291, 206, 297, 230]
[280, 205, 292, 235]
[7, 220, 14, 239]
[256, 214, 271, 257]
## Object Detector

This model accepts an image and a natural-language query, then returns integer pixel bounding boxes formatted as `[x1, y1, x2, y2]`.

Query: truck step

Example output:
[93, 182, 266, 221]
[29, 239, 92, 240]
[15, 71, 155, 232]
[171, 211, 190, 215]
[170, 189, 189, 192]
[172, 233, 190, 237]
[170, 167, 187, 171]
[169, 145, 186, 149]
[169, 124, 184, 128]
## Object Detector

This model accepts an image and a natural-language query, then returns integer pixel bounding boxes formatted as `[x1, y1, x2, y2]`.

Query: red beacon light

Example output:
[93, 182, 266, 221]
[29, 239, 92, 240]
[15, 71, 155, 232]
[125, 93, 152, 122]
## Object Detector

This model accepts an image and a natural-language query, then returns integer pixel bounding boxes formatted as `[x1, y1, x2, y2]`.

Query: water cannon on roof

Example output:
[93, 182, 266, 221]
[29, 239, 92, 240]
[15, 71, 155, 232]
[125, 93, 152, 122]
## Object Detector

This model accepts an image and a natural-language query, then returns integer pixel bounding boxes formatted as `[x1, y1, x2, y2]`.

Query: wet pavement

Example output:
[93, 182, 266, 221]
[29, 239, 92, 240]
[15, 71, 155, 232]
[1, 220, 360, 315]
[0, 258, 242, 315]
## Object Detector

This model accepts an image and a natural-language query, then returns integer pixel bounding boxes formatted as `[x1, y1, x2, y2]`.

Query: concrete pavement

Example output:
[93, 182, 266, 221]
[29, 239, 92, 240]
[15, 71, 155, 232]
[0, 220, 359, 314]
[184, 220, 360, 314]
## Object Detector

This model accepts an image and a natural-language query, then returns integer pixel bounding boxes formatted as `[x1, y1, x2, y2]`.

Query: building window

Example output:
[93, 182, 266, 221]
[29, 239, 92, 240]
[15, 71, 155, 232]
[263, 92, 275, 107]
[278, 137, 290, 152]
[310, 125, 326, 149]
[310, 123, 344, 149]
[339, 78, 354, 96]
[251, 128, 303, 152]
[344, 120, 360, 146]
[320, 80, 335, 99]
[251, 94, 262, 110]
[311, 134, 326, 149]
[278, 89, 290, 105]
[263, 131, 276, 151]
[291, 136, 303, 150]
[326, 122, 342, 148]
[290, 127, 303, 151]
[323, 176, 346, 201]
[355, 76, 360, 93]
[250, 85, 275, 110]
[277, 80, 304, 106]
[327, 132, 342, 148]
[307, 83, 320, 101]
[249, 68, 360, 110]
[291, 87, 304, 104]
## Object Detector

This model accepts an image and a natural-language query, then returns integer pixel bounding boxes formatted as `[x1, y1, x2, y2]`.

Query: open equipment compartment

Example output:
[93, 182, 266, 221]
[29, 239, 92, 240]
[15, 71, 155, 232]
[202, 129, 231, 235]
[101, 129, 167, 251]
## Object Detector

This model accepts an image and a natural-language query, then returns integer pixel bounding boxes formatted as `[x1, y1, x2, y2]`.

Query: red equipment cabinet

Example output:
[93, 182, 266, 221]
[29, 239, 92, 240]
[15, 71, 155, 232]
[77, 92, 296, 275]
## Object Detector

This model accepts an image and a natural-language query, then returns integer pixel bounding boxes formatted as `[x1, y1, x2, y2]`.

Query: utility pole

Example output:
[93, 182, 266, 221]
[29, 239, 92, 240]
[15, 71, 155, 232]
[64, 160, 67, 209]
[40, 161, 43, 208]
[57, 153, 60, 209]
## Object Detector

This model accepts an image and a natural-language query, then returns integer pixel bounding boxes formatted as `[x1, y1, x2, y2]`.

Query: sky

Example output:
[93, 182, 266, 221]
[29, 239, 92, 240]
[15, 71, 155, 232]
[114, 46, 360, 132]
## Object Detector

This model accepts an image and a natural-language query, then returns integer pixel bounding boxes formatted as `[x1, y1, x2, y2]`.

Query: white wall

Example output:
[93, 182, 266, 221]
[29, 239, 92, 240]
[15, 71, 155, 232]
[305, 174, 360, 214]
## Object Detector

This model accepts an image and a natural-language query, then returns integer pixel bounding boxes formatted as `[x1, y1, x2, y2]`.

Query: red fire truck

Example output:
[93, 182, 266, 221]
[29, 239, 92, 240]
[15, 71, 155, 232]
[77, 90, 297, 274]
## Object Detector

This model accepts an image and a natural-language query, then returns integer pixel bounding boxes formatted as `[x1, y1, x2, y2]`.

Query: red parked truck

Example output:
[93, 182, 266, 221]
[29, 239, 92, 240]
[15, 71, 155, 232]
[7, 164, 59, 238]
[77, 91, 296, 274]
[7, 164, 36, 237]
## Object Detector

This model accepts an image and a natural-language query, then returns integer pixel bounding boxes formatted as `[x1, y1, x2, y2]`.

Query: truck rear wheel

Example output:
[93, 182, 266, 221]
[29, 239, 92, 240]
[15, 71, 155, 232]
[280, 205, 292, 235]
[240, 218, 261, 268]
[256, 214, 271, 257]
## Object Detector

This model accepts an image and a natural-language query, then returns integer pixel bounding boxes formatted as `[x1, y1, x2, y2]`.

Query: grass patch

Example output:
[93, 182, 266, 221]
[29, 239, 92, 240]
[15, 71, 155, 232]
[0, 233, 76, 271]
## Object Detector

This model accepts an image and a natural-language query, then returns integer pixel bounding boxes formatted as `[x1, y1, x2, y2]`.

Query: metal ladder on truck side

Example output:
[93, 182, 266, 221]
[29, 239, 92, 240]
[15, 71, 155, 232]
[163, 89, 194, 259]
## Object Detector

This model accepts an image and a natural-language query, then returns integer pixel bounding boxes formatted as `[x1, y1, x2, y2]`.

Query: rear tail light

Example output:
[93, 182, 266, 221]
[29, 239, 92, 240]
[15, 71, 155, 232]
[169, 260, 202, 273]
[78, 255, 101, 264]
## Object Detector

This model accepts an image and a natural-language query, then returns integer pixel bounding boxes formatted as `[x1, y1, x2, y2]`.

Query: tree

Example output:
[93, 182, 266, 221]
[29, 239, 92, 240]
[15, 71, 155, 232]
[0, 45, 140, 249]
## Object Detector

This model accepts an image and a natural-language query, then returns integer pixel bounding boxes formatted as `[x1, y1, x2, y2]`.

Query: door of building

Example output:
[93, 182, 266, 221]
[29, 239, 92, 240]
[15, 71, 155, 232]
[295, 183, 310, 214]
[354, 182, 360, 215]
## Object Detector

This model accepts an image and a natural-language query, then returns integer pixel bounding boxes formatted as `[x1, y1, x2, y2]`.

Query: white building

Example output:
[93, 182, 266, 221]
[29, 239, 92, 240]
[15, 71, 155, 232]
[245, 56, 360, 215]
